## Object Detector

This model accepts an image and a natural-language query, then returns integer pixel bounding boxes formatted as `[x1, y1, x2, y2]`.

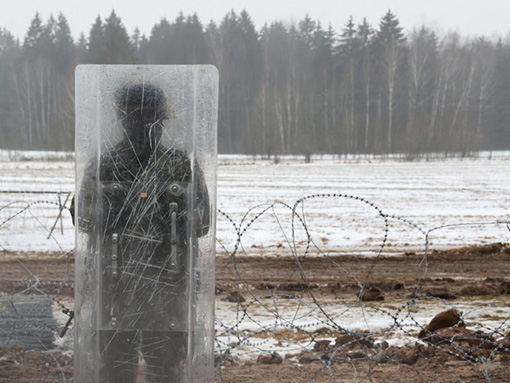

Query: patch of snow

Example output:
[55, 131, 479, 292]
[2, 153, 510, 253]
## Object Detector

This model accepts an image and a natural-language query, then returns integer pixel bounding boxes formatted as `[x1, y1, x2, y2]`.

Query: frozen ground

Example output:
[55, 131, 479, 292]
[1, 151, 509, 254]
[1, 151, 510, 365]
[214, 297, 510, 362]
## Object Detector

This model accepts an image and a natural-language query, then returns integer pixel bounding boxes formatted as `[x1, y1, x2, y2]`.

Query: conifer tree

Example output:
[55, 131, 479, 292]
[87, 16, 104, 63]
[147, 18, 172, 64]
[375, 10, 407, 152]
[54, 14, 75, 73]
[23, 13, 45, 60]
[357, 18, 374, 151]
[102, 11, 135, 63]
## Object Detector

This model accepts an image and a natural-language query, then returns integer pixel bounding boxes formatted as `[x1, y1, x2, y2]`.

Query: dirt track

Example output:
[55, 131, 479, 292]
[3, 243, 510, 299]
[217, 243, 510, 300]
[1, 243, 510, 382]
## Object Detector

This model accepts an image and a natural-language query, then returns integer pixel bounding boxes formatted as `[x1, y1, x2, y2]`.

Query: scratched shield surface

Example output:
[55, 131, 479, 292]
[74, 65, 218, 383]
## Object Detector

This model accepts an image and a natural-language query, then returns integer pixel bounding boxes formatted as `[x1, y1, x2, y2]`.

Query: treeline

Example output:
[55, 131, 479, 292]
[0, 10, 509, 154]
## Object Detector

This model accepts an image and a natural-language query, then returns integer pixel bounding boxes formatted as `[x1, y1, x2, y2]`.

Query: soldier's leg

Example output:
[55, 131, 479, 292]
[141, 330, 187, 383]
[99, 330, 139, 383]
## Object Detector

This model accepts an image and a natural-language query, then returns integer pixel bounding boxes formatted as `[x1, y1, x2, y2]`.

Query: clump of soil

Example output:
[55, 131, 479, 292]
[0, 347, 72, 383]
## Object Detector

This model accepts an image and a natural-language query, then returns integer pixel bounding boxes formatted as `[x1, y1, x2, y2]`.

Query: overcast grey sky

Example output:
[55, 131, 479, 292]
[2, 0, 509, 41]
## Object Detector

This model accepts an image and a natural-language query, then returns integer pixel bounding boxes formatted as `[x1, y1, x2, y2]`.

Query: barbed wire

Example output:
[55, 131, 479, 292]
[1, 191, 510, 382]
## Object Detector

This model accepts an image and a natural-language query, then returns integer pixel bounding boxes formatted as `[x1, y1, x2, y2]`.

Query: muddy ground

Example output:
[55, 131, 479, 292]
[1, 243, 510, 382]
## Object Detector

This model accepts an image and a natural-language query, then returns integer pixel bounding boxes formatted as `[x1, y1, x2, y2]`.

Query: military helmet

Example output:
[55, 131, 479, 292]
[114, 83, 170, 121]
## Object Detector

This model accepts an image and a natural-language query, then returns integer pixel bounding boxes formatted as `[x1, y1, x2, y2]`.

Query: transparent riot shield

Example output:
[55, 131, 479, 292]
[74, 65, 218, 383]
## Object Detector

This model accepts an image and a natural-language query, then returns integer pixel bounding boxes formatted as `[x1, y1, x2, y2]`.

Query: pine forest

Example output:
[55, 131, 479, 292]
[1, 10, 509, 155]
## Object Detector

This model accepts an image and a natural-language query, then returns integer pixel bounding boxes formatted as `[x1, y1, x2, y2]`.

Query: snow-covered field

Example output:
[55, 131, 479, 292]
[2, 151, 510, 359]
[1, 152, 509, 254]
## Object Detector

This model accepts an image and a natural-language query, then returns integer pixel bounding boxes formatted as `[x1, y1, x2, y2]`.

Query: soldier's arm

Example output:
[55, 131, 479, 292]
[75, 161, 97, 233]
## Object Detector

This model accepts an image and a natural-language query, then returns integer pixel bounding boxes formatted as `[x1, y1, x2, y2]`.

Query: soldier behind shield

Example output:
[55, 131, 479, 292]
[73, 82, 210, 382]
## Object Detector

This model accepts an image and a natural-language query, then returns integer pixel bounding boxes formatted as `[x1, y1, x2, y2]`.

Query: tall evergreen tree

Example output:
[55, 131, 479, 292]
[184, 14, 209, 63]
[356, 18, 375, 152]
[76, 33, 87, 63]
[337, 17, 361, 152]
[53, 14, 75, 73]
[102, 11, 135, 63]
[376, 10, 406, 47]
[147, 18, 172, 63]
[311, 23, 335, 151]
[298, 15, 315, 49]
[216, 10, 262, 153]
[257, 22, 294, 155]
[23, 13, 45, 60]
[407, 26, 439, 151]
[375, 10, 407, 152]
[339, 16, 358, 56]
[86, 16, 105, 63]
